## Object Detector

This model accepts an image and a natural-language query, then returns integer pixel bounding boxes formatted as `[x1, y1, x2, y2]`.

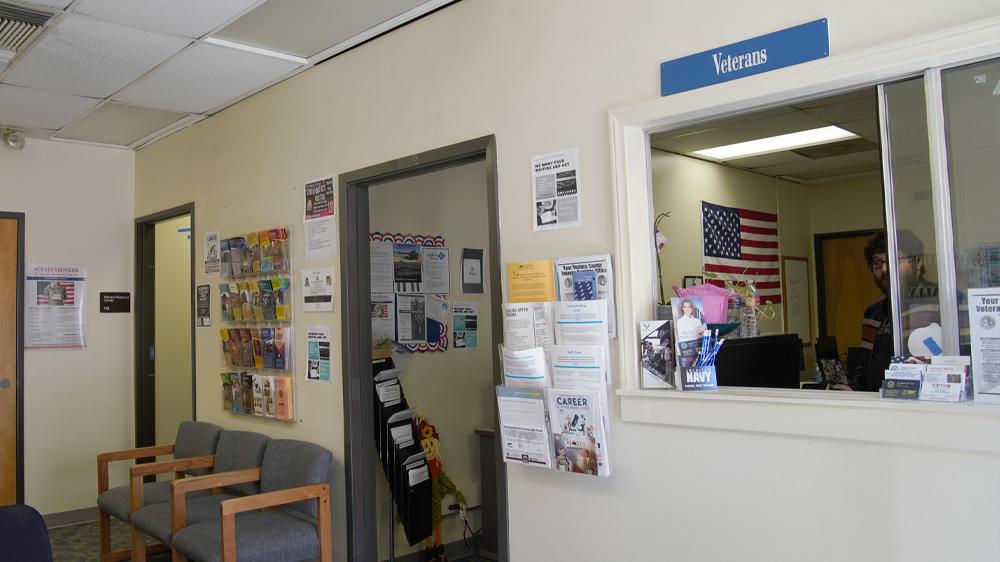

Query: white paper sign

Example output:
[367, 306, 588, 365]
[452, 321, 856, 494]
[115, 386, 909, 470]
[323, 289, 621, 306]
[969, 288, 1000, 404]
[421, 247, 450, 294]
[204, 231, 221, 277]
[503, 302, 554, 351]
[496, 386, 552, 468]
[396, 294, 426, 344]
[25, 263, 87, 349]
[303, 176, 337, 260]
[532, 147, 581, 231]
[301, 267, 334, 312]
[305, 325, 331, 382]
[370, 240, 394, 294]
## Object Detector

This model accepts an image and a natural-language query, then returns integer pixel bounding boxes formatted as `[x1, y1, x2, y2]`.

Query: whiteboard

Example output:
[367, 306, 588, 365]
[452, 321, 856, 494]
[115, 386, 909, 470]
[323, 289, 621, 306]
[781, 256, 812, 346]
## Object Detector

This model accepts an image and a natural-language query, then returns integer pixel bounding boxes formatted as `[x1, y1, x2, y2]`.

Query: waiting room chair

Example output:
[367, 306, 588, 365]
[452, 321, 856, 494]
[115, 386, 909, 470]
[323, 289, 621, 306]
[0, 503, 53, 562]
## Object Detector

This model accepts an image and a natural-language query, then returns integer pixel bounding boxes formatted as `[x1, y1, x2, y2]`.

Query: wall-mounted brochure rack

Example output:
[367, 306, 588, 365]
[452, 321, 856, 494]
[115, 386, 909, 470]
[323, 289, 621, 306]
[218, 225, 295, 421]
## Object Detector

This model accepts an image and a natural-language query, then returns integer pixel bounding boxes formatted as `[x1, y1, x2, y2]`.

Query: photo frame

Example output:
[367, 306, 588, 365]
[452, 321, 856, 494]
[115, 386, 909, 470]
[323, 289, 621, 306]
[682, 275, 703, 289]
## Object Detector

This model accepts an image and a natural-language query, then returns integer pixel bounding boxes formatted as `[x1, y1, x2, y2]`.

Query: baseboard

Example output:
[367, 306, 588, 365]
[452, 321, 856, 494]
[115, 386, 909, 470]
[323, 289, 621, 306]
[44, 507, 98, 528]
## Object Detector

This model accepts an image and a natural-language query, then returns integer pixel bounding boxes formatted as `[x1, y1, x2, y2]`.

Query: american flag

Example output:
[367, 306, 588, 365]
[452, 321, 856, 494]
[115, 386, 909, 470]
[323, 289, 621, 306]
[702, 201, 781, 304]
[36, 281, 76, 305]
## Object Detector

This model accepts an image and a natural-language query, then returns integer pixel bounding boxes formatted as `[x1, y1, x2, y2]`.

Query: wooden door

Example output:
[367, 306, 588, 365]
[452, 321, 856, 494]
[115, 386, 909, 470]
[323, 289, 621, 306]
[818, 233, 884, 353]
[0, 215, 22, 504]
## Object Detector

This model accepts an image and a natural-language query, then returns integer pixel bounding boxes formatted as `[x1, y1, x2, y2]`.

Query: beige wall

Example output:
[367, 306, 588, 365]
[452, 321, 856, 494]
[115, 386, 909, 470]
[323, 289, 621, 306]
[808, 176, 885, 235]
[133, 1, 1000, 560]
[153, 215, 192, 450]
[0, 138, 134, 514]
[369, 161, 493, 557]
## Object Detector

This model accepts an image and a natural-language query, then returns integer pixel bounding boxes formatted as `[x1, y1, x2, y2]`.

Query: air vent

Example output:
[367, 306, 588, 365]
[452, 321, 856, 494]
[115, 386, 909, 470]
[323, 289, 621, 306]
[0, 2, 51, 55]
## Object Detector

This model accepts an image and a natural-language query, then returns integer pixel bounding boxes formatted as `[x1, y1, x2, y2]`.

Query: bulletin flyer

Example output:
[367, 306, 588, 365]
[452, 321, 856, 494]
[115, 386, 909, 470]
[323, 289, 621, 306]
[554, 254, 616, 338]
[303, 176, 337, 261]
[301, 267, 335, 312]
[25, 263, 87, 349]
[306, 325, 331, 382]
[452, 302, 479, 349]
[532, 147, 581, 231]
[969, 287, 1000, 404]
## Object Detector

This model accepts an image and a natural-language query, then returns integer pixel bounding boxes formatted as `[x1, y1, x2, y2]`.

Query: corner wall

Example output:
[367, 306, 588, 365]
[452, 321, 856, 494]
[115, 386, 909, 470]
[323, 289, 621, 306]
[0, 138, 135, 514]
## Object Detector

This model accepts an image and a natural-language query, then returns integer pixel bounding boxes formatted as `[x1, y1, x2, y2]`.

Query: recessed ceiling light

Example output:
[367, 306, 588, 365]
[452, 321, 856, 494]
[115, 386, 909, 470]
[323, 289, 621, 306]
[203, 37, 308, 65]
[690, 125, 860, 161]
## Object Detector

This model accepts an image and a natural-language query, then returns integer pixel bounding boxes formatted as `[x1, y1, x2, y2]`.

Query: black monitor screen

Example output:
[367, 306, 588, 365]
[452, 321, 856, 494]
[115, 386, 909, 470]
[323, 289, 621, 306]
[714, 334, 803, 389]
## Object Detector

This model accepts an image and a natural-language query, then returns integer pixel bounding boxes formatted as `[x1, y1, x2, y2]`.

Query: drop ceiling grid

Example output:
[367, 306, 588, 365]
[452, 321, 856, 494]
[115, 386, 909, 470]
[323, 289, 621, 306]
[73, 0, 264, 40]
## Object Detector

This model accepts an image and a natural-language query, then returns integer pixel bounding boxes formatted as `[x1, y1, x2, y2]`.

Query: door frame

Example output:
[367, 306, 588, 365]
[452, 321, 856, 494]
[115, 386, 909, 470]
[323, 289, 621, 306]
[134, 203, 196, 448]
[814, 228, 881, 339]
[339, 135, 507, 562]
[0, 211, 25, 503]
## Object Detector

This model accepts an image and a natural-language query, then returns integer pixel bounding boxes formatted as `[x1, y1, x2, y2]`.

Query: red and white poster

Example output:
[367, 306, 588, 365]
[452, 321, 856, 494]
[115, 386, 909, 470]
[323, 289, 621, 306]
[25, 263, 87, 349]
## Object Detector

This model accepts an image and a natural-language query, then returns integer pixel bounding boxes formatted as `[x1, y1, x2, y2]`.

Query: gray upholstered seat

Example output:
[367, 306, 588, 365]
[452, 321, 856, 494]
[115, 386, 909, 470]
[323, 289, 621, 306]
[97, 421, 223, 523]
[131, 430, 270, 544]
[172, 439, 333, 562]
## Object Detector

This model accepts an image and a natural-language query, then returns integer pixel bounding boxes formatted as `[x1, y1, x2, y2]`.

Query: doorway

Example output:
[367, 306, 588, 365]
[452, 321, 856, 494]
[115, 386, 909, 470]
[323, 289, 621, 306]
[0, 212, 24, 504]
[815, 229, 883, 353]
[134, 204, 196, 449]
[339, 136, 507, 562]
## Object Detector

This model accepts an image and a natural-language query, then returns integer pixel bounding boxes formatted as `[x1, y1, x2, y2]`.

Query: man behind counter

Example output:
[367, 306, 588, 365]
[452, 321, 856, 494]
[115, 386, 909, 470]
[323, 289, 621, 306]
[832, 230, 938, 392]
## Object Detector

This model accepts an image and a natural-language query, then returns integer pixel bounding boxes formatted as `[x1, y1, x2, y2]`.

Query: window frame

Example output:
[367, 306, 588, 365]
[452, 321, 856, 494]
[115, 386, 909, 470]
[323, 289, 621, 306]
[607, 17, 1000, 448]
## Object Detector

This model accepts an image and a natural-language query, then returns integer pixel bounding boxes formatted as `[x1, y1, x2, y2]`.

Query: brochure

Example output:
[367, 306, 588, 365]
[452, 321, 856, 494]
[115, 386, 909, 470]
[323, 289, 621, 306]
[968, 287, 1000, 404]
[555, 255, 616, 338]
[554, 300, 607, 345]
[547, 388, 610, 476]
[501, 346, 550, 387]
[503, 302, 554, 351]
[506, 260, 556, 303]
[496, 386, 552, 468]
[396, 294, 427, 345]
[638, 320, 673, 389]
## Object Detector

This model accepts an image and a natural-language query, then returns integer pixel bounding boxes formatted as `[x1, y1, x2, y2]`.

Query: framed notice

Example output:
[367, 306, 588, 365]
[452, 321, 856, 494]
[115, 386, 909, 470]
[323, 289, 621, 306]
[780, 255, 811, 346]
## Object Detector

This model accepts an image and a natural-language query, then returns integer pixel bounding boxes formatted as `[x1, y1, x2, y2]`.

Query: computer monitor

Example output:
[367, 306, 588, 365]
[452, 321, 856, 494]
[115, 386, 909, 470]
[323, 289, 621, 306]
[714, 334, 803, 389]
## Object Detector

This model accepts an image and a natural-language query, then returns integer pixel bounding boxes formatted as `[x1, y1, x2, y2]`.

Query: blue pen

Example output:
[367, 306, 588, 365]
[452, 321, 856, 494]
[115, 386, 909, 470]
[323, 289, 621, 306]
[695, 329, 713, 367]
[704, 338, 725, 366]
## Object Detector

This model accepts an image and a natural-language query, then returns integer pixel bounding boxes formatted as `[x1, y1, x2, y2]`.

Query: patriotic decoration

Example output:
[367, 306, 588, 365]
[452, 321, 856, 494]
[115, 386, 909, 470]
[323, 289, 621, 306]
[36, 281, 76, 305]
[701, 201, 781, 304]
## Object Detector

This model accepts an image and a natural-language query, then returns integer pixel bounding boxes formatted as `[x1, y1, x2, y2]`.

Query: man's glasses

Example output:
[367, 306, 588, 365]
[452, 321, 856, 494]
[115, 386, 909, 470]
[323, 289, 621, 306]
[870, 255, 916, 270]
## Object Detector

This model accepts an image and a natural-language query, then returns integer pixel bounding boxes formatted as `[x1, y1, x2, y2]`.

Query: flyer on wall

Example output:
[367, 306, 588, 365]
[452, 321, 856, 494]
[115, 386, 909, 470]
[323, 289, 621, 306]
[204, 231, 221, 277]
[452, 302, 479, 349]
[393, 243, 423, 292]
[969, 287, 1000, 404]
[195, 284, 211, 327]
[496, 386, 552, 468]
[421, 247, 450, 294]
[370, 239, 394, 294]
[532, 147, 581, 231]
[555, 254, 616, 338]
[396, 294, 427, 345]
[371, 293, 395, 359]
[506, 260, 556, 302]
[306, 325, 331, 382]
[25, 263, 87, 349]
[303, 176, 337, 260]
[301, 267, 335, 312]
[502, 302, 554, 351]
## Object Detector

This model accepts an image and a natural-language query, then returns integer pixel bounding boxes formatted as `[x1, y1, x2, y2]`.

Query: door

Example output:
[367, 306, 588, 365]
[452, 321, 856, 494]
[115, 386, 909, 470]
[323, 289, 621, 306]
[817, 231, 884, 352]
[0, 213, 24, 504]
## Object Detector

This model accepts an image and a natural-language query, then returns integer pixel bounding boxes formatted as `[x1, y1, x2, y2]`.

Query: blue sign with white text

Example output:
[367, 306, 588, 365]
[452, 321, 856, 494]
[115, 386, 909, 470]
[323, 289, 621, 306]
[660, 19, 829, 96]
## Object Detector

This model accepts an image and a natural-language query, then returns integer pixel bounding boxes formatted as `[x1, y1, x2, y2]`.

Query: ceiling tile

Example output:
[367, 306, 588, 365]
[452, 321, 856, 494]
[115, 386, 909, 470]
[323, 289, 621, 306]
[3, 13, 190, 98]
[15, 0, 72, 9]
[54, 102, 189, 146]
[112, 42, 300, 113]
[74, 0, 262, 39]
[216, 0, 429, 58]
[0, 83, 100, 129]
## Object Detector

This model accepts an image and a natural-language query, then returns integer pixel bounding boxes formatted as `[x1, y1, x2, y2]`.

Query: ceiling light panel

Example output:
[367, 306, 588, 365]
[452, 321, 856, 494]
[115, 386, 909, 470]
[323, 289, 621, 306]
[54, 101, 189, 146]
[216, 0, 428, 58]
[0, 83, 100, 129]
[2, 13, 190, 98]
[74, 0, 261, 39]
[112, 42, 299, 114]
[690, 126, 860, 161]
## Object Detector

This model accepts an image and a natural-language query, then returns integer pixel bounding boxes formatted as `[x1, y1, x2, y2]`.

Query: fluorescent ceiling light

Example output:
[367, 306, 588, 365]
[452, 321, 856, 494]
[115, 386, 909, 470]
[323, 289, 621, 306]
[203, 37, 307, 65]
[691, 125, 859, 161]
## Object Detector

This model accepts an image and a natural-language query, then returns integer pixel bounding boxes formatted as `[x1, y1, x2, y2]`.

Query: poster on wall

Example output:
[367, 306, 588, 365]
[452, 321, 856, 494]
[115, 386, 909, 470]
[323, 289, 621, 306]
[371, 293, 395, 359]
[452, 302, 479, 349]
[532, 147, 581, 232]
[393, 243, 423, 293]
[25, 263, 87, 349]
[426, 294, 449, 346]
[303, 176, 337, 261]
[204, 231, 221, 277]
[301, 267, 334, 312]
[421, 247, 450, 294]
[370, 239, 394, 294]
[461, 248, 484, 294]
[195, 284, 211, 327]
[395, 294, 427, 345]
[969, 287, 1000, 404]
[306, 325, 331, 382]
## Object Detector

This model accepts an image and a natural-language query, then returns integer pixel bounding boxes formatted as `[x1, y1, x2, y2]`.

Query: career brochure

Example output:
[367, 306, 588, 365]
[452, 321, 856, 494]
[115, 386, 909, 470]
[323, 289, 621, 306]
[548, 388, 610, 477]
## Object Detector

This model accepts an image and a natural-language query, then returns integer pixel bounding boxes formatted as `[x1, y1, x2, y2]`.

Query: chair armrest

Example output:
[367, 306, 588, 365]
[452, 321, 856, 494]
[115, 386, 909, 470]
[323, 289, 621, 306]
[130, 455, 215, 479]
[219, 484, 332, 562]
[97, 444, 175, 494]
[170, 468, 262, 537]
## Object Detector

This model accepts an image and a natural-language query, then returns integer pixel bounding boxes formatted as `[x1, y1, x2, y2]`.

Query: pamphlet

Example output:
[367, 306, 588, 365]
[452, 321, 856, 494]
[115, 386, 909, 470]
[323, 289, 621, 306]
[501, 346, 550, 387]
[548, 345, 606, 390]
[506, 260, 556, 303]
[195, 285, 210, 327]
[639, 320, 673, 389]
[204, 231, 221, 277]
[370, 239, 394, 294]
[395, 294, 427, 345]
[919, 365, 965, 402]
[555, 255, 616, 338]
[968, 287, 1000, 404]
[421, 247, 450, 294]
[452, 302, 479, 349]
[554, 300, 608, 345]
[306, 326, 331, 382]
[496, 386, 552, 468]
[371, 293, 395, 359]
[301, 267, 335, 312]
[547, 388, 610, 476]
[503, 302, 554, 351]
[532, 147, 581, 231]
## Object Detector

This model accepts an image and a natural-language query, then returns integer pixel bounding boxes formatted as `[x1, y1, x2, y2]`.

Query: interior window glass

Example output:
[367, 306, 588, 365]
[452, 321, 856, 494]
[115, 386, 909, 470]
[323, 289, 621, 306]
[882, 77, 942, 355]
[942, 57, 1000, 353]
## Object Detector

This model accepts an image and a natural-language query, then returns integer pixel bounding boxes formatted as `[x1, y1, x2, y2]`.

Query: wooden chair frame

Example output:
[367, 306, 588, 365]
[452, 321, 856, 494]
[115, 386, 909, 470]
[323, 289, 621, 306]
[97, 444, 176, 562]
[169, 469, 332, 562]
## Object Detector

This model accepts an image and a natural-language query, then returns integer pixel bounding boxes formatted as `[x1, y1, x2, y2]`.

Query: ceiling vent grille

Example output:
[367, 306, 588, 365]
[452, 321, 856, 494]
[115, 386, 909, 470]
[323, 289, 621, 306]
[0, 2, 51, 55]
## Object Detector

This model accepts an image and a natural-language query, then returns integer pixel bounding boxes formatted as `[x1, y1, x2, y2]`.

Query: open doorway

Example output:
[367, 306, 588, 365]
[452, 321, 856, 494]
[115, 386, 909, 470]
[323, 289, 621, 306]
[339, 137, 507, 562]
[134, 204, 196, 449]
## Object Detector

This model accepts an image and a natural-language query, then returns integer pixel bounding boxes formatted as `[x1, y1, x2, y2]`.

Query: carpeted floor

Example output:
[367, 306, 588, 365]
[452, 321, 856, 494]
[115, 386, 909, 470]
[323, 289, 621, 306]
[48, 518, 169, 562]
